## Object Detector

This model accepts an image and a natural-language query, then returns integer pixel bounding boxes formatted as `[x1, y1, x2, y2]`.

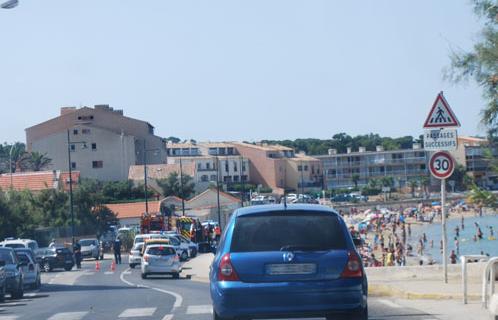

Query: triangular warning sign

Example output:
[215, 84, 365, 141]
[423, 92, 461, 128]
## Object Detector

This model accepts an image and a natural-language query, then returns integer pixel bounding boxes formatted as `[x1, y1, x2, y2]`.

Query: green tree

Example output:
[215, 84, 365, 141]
[467, 184, 497, 209]
[22, 151, 52, 171]
[408, 178, 419, 198]
[419, 176, 431, 198]
[445, 0, 497, 138]
[156, 172, 195, 199]
[93, 205, 118, 237]
[448, 164, 468, 191]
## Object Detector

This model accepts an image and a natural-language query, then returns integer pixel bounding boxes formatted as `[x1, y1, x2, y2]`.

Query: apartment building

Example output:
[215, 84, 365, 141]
[231, 142, 322, 194]
[451, 136, 498, 188]
[166, 142, 250, 192]
[314, 144, 429, 190]
[25, 105, 167, 181]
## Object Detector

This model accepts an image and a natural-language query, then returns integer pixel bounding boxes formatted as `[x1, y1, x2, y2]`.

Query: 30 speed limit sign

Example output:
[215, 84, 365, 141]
[429, 151, 455, 179]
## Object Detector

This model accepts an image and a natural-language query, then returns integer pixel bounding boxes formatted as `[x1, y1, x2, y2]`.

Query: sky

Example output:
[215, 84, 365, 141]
[0, 0, 488, 143]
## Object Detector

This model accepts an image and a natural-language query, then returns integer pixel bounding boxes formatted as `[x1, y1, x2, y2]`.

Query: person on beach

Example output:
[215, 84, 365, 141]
[430, 240, 434, 248]
[450, 250, 457, 264]
[455, 226, 460, 237]
[423, 233, 427, 243]
[477, 226, 483, 240]
[489, 226, 494, 238]
[461, 216, 465, 230]
[408, 223, 411, 237]
[454, 237, 459, 255]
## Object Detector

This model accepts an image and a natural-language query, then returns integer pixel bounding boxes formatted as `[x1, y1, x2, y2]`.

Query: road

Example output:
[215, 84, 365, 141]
[0, 255, 443, 320]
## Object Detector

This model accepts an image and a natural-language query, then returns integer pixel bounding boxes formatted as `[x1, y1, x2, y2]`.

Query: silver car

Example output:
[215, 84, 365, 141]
[141, 245, 181, 279]
[78, 239, 100, 260]
[15, 251, 41, 289]
[128, 243, 143, 269]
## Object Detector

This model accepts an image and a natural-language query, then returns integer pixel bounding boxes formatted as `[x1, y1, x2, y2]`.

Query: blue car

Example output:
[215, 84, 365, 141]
[210, 204, 368, 320]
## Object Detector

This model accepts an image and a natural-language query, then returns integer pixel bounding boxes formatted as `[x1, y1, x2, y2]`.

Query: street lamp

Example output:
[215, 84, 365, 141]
[1, 0, 18, 9]
[67, 130, 87, 247]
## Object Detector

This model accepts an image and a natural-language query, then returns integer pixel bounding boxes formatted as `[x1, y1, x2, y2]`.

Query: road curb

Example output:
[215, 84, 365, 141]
[369, 283, 481, 301]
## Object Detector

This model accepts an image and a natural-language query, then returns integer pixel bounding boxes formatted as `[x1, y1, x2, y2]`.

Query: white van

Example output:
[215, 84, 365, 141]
[0, 239, 39, 251]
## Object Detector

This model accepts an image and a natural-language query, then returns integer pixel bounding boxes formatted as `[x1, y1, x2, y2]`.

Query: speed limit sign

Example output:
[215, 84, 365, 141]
[429, 151, 455, 179]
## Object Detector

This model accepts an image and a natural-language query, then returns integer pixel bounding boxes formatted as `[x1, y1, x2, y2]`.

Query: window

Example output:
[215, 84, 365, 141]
[73, 129, 78, 135]
[230, 213, 347, 252]
[298, 165, 303, 171]
[219, 148, 226, 155]
[304, 165, 309, 171]
[206, 163, 210, 170]
[227, 147, 234, 155]
[233, 161, 238, 172]
[82, 129, 91, 134]
[233, 175, 239, 182]
[197, 163, 202, 170]
[241, 175, 248, 182]
[91, 143, 97, 150]
[77, 115, 94, 121]
[92, 161, 103, 169]
[223, 176, 232, 183]
[242, 162, 246, 172]
[225, 161, 229, 172]
[70, 144, 76, 151]
[210, 175, 217, 181]
[71, 162, 76, 169]
[201, 175, 208, 182]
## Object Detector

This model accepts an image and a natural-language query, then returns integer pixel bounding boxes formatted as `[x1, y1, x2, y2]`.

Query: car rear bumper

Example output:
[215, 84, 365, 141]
[211, 278, 366, 318]
[5, 277, 20, 291]
[22, 272, 37, 285]
[128, 256, 141, 265]
[142, 263, 181, 274]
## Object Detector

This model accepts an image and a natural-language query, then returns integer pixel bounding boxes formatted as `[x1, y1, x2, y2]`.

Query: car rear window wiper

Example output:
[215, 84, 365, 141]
[279, 245, 330, 252]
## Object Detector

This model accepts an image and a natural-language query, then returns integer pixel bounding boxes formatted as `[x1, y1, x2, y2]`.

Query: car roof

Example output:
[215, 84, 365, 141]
[234, 204, 338, 217]
[144, 239, 169, 244]
[146, 244, 174, 249]
[0, 247, 14, 252]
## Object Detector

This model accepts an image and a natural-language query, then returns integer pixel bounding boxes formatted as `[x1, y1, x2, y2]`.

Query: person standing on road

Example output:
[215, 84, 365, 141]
[450, 250, 457, 264]
[113, 237, 122, 264]
[73, 240, 82, 269]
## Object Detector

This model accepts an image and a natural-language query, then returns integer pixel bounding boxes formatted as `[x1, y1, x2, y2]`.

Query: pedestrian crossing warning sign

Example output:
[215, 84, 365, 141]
[423, 92, 461, 128]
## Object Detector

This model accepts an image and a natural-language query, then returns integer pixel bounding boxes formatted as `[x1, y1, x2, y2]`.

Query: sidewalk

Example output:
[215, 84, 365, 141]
[182, 253, 213, 283]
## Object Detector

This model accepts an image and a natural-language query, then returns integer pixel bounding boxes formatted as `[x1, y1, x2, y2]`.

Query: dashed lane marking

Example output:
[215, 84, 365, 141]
[123, 271, 132, 275]
[118, 307, 156, 318]
[104, 271, 114, 275]
[47, 311, 89, 320]
[161, 314, 173, 320]
[186, 305, 213, 315]
[0, 316, 19, 320]
[377, 299, 402, 309]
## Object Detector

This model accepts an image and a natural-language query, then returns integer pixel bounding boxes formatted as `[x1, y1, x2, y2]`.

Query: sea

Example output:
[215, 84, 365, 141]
[410, 213, 498, 263]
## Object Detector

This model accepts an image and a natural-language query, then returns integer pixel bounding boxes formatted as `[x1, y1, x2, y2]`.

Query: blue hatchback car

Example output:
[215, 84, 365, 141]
[210, 204, 368, 320]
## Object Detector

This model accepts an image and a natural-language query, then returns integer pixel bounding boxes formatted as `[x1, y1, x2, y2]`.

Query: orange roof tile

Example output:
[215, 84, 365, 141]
[0, 170, 79, 192]
[128, 163, 195, 181]
[104, 201, 161, 219]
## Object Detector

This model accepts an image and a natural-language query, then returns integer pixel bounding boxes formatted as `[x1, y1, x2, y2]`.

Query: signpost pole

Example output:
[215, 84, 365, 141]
[441, 178, 448, 284]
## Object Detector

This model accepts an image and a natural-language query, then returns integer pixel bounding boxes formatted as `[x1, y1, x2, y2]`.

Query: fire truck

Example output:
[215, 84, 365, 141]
[140, 212, 166, 234]
[176, 216, 196, 240]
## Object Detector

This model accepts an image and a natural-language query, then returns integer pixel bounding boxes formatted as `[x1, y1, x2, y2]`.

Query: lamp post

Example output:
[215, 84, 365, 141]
[9, 144, 14, 189]
[179, 156, 185, 216]
[239, 156, 244, 207]
[215, 156, 221, 228]
[67, 130, 87, 247]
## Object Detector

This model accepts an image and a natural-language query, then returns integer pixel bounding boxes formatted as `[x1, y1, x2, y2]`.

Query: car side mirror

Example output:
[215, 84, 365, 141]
[353, 238, 364, 247]
[0, 260, 5, 267]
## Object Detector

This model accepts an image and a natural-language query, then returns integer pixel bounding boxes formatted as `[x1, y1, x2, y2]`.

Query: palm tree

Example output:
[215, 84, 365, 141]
[467, 184, 497, 209]
[408, 178, 419, 198]
[419, 176, 430, 199]
[21, 152, 52, 171]
[352, 174, 360, 189]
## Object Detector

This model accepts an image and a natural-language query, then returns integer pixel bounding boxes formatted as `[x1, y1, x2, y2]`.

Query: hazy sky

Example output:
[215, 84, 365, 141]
[0, 1, 487, 143]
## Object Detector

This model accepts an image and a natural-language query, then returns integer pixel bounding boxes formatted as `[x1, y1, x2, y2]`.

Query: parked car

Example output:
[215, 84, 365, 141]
[164, 235, 189, 261]
[0, 264, 6, 302]
[0, 238, 39, 251]
[14, 250, 41, 289]
[78, 239, 100, 260]
[37, 247, 75, 272]
[128, 243, 144, 269]
[141, 244, 181, 279]
[179, 234, 198, 258]
[210, 204, 368, 320]
[0, 247, 24, 299]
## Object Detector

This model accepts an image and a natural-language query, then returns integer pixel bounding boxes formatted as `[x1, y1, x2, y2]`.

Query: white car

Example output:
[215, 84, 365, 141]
[128, 243, 144, 269]
[141, 244, 181, 279]
[0, 239, 39, 251]
[164, 235, 190, 261]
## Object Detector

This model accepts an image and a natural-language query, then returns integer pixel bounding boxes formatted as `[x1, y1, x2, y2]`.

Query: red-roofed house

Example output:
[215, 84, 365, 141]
[103, 201, 162, 226]
[0, 170, 80, 192]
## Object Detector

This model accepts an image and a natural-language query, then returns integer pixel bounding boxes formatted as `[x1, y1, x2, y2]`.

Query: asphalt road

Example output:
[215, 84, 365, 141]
[0, 255, 441, 320]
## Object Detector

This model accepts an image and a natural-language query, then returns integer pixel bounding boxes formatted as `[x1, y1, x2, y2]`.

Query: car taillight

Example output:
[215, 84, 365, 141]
[28, 264, 34, 271]
[143, 255, 149, 262]
[340, 251, 363, 278]
[217, 253, 239, 281]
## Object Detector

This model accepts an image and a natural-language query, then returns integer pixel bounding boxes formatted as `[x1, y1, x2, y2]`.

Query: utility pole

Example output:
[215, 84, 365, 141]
[67, 130, 75, 247]
[215, 156, 221, 228]
[143, 140, 149, 214]
[179, 156, 185, 216]
[9, 144, 14, 189]
[239, 156, 244, 207]
[300, 161, 305, 200]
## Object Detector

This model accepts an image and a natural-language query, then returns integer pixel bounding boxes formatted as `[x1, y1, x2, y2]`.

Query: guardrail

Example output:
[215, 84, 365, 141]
[460, 255, 489, 304]
[482, 257, 498, 309]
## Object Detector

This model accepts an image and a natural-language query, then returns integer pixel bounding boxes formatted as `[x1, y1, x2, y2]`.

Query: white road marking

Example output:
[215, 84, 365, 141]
[118, 307, 156, 318]
[47, 311, 89, 320]
[378, 299, 402, 309]
[104, 271, 114, 275]
[161, 314, 173, 320]
[123, 271, 132, 275]
[0, 316, 19, 320]
[186, 305, 213, 314]
[23, 293, 37, 298]
[119, 268, 183, 310]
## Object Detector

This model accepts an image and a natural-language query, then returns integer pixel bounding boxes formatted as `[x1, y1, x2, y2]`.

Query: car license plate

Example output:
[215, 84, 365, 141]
[266, 263, 317, 275]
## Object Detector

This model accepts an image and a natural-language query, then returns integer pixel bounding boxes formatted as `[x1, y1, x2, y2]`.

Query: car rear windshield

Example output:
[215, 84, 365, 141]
[0, 250, 15, 264]
[230, 211, 347, 252]
[4, 243, 25, 249]
[17, 253, 30, 264]
[147, 247, 176, 256]
[56, 248, 71, 255]
[79, 240, 95, 246]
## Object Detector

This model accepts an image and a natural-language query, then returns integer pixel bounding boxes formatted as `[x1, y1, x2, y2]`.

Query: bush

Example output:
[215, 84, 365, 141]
[361, 187, 381, 196]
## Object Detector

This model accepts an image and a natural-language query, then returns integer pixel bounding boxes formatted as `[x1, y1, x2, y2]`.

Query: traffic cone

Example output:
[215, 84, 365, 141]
[110, 260, 116, 272]
[95, 261, 100, 272]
